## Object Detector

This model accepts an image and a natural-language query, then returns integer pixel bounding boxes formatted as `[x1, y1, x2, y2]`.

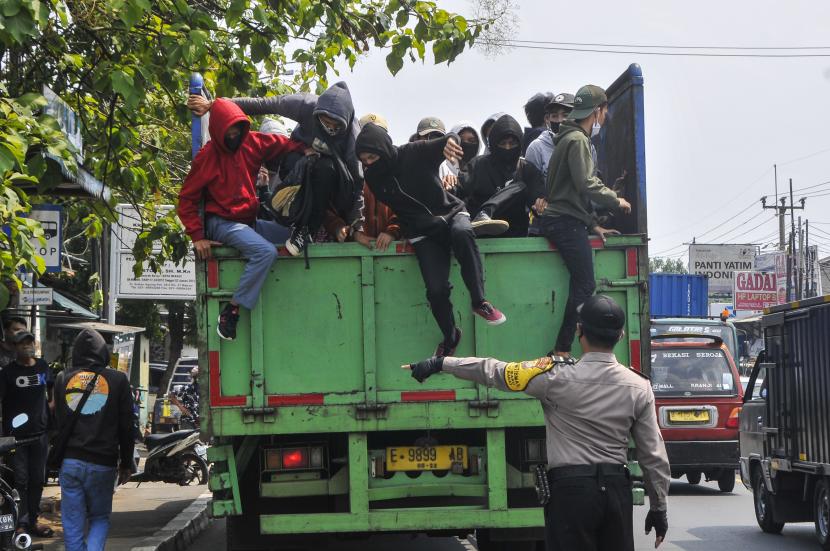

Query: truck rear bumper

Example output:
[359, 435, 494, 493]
[665, 440, 739, 471]
[259, 508, 543, 534]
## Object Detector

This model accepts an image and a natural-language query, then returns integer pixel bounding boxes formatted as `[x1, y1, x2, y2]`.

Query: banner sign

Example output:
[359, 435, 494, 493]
[734, 271, 779, 310]
[754, 251, 787, 305]
[689, 244, 756, 296]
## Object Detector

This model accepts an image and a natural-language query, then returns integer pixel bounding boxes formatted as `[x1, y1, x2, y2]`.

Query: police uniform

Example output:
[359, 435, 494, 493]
[412, 295, 671, 550]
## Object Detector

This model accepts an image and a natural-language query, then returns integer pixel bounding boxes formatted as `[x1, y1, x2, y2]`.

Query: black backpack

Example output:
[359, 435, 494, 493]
[267, 154, 317, 229]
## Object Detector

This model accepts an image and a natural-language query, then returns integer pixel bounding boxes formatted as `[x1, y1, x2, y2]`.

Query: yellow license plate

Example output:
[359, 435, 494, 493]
[386, 445, 468, 471]
[669, 410, 710, 423]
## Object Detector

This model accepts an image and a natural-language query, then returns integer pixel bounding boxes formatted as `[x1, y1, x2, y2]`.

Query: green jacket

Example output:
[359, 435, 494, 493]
[543, 121, 618, 227]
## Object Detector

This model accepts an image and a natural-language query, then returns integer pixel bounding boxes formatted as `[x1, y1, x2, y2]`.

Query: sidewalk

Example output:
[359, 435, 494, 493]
[37, 481, 208, 550]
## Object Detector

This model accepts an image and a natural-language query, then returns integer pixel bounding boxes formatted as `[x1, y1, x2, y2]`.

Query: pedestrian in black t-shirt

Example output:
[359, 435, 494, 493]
[0, 331, 54, 538]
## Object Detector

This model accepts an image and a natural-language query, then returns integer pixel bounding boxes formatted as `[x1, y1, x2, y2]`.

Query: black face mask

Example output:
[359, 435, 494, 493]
[224, 133, 243, 152]
[549, 121, 561, 133]
[365, 158, 392, 183]
[492, 145, 520, 166]
[461, 142, 479, 164]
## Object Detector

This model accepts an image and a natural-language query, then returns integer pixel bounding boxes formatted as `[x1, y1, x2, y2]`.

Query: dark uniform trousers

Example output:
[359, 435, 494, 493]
[544, 464, 633, 551]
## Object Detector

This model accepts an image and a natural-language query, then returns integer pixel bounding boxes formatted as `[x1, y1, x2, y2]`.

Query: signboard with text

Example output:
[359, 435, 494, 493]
[755, 251, 787, 304]
[29, 205, 63, 273]
[19, 288, 53, 306]
[689, 244, 757, 296]
[734, 271, 779, 311]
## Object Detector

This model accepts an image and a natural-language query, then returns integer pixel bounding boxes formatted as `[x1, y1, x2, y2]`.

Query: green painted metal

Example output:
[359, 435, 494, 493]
[259, 509, 544, 535]
[206, 445, 243, 517]
[200, 236, 649, 533]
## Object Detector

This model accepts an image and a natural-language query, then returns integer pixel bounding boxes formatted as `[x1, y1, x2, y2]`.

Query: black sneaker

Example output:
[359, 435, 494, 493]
[435, 328, 462, 357]
[285, 227, 311, 257]
[217, 304, 240, 341]
[471, 212, 510, 236]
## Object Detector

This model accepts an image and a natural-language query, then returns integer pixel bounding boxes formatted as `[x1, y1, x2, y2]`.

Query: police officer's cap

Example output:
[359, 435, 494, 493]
[577, 295, 625, 337]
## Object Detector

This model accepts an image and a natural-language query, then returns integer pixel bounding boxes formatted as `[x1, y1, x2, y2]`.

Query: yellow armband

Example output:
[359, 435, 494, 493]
[503, 357, 555, 391]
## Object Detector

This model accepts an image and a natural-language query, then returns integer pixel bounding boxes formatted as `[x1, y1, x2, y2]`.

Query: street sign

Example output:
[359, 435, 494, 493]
[29, 205, 63, 273]
[689, 244, 757, 296]
[734, 271, 778, 311]
[109, 204, 196, 302]
[19, 287, 53, 306]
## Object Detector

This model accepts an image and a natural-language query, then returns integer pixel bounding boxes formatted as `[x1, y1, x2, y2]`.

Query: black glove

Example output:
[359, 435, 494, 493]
[408, 356, 444, 383]
[644, 509, 668, 542]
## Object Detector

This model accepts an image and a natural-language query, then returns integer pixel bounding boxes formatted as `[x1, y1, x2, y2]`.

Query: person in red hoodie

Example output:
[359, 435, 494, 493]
[178, 99, 305, 340]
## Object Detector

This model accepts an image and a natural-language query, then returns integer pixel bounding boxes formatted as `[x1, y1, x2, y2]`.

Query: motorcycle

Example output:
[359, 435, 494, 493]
[0, 414, 44, 550]
[130, 429, 208, 486]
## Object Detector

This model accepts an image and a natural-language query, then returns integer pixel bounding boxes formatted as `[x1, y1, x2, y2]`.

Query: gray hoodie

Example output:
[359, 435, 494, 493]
[525, 129, 556, 179]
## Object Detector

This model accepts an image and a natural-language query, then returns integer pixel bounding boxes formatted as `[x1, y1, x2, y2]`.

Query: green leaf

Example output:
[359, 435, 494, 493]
[385, 51, 404, 75]
[16, 93, 46, 108]
[227, 0, 246, 25]
[0, 145, 16, 173]
[395, 9, 409, 27]
[110, 69, 135, 101]
[433, 39, 452, 64]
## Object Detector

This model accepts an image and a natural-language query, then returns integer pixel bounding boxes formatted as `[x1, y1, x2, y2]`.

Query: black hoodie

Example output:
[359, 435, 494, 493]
[54, 329, 135, 468]
[355, 123, 465, 238]
[458, 115, 545, 218]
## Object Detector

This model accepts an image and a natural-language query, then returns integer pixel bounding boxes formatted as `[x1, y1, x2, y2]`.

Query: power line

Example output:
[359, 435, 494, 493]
[504, 39, 830, 51]
[481, 41, 830, 58]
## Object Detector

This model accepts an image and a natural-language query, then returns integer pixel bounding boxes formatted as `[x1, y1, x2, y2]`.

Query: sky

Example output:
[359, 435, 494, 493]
[327, 0, 830, 266]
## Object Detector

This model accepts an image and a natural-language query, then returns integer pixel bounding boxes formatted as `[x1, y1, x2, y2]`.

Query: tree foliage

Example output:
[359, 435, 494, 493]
[649, 256, 688, 274]
[0, 0, 488, 280]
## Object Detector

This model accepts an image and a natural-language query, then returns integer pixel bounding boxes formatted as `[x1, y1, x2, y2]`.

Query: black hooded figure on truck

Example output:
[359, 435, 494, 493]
[452, 114, 546, 238]
[354, 122, 508, 357]
[188, 82, 366, 256]
[53, 329, 136, 551]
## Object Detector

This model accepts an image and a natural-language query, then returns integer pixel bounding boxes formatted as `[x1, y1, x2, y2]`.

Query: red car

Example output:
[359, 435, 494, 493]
[649, 334, 744, 492]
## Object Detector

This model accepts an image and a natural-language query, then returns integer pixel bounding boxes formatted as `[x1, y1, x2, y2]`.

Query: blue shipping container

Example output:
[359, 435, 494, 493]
[649, 273, 709, 318]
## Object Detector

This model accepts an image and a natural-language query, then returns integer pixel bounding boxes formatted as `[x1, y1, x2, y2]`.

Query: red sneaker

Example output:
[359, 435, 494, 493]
[435, 328, 462, 357]
[473, 301, 506, 325]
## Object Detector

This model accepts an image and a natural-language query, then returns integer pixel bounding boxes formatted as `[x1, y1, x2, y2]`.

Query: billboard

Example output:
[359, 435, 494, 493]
[689, 244, 757, 296]
[755, 251, 787, 304]
[734, 271, 779, 311]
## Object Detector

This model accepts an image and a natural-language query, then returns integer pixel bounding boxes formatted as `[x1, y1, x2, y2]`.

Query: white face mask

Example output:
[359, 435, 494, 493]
[591, 109, 602, 138]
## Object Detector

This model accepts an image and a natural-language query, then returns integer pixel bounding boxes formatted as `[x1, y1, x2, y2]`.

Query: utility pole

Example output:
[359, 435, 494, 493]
[798, 216, 804, 300]
[762, 177, 804, 251]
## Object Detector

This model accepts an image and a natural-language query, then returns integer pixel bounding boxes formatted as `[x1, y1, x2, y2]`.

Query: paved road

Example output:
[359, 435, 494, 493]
[188, 478, 819, 550]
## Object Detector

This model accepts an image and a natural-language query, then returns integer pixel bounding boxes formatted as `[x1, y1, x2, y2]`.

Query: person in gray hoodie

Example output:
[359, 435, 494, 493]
[525, 93, 575, 180]
[188, 82, 365, 256]
[54, 329, 135, 551]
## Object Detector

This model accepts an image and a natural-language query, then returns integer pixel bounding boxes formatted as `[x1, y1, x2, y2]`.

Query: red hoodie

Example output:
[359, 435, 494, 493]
[178, 98, 305, 241]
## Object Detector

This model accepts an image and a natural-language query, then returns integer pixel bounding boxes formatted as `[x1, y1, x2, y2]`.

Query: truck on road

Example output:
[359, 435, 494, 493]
[197, 64, 651, 550]
[740, 295, 830, 550]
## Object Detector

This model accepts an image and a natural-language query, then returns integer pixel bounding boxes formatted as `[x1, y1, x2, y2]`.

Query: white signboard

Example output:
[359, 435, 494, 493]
[29, 206, 62, 273]
[110, 204, 196, 301]
[689, 244, 757, 296]
[755, 251, 787, 305]
[19, 287, 53, 306]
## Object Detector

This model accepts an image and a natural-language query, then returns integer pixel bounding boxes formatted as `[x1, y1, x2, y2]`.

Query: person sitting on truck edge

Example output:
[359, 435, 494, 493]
[405, 295, 671, 551]
[538, 85, 632, 357]
[187, 81, 366, 257]
[480, 112, 506, 153]
[521, 91, 554, 155]
[324, 114, 401, 252]
[178, 98, 306, 341]
[355, 122, 507, 356]
[450, 114, 546, 237]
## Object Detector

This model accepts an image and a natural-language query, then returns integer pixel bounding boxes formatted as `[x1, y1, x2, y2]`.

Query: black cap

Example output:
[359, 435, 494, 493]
[12, 331, 35, 344]
[577, 295, 625, 337]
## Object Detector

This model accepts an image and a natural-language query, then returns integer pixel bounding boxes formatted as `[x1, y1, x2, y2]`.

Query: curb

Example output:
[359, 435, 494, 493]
[130, 493, 212, 551]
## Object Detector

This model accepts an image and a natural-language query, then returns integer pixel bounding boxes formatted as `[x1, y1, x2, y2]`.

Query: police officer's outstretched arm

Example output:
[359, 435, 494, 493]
[631, 387, 671, 548]
[405, 355, 555, 401]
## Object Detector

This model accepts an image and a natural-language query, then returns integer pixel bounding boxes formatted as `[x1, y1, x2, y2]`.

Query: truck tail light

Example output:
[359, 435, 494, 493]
[725, 407, 742, 429]
[264, 446, 325, 471]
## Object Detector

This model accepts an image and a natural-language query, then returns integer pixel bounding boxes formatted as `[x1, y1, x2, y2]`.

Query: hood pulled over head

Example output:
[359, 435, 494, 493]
[488, 114, 522, 167]
[71, 328, 109, 374]
[208, 99, 251, 153]
[355, 122, 398, 182]
[450, 121, 480, 164]
[313, 81, 355, 139]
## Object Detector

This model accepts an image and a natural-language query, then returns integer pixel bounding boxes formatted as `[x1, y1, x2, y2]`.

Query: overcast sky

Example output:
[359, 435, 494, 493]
[330, 0, 830, 264]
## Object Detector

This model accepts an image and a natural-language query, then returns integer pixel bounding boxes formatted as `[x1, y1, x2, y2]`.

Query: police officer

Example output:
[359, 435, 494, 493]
[405, 294, 670, 550]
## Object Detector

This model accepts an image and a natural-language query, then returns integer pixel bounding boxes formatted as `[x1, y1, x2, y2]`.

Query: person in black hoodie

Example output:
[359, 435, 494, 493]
[355, 123, 508, 355]
[54, 329, 135, 551]
[455, 114, 546, 237]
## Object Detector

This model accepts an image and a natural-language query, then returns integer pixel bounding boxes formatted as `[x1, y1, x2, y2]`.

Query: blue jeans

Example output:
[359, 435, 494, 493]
[206, 217, 289, 310]
[60, 458, 117, 551]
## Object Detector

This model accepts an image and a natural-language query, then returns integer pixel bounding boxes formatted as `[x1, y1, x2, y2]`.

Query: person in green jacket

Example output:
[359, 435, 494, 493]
[536, 85, 632, 357]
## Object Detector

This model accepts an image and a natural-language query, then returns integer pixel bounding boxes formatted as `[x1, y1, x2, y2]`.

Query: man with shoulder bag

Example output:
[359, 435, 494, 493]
[51, 329, 135, 551]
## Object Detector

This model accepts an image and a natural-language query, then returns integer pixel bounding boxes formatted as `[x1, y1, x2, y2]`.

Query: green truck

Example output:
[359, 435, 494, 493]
[197, 64, 651, 550]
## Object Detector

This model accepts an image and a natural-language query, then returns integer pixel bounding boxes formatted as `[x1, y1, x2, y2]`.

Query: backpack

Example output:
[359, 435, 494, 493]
[267, 154, 317, 228]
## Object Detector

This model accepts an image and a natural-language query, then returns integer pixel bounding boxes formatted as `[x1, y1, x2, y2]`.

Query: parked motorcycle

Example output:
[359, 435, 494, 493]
[131, 429, 208, 486]
[0, 414, 44, 550]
